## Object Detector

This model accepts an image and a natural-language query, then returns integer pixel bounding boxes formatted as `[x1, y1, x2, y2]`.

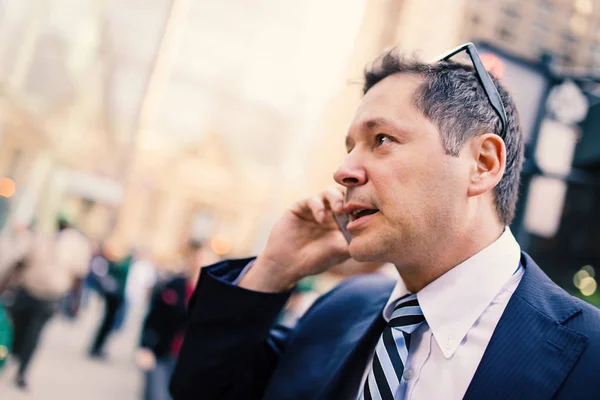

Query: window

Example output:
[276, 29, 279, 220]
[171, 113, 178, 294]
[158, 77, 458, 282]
[497, 26, 514, 42]
[538, 0, 555, 13]
[562, 31, 577, 43]
[561, 52, 574, 65]
[533, 19, 549, 32]
[530, 42, 543, 58]
[503, 5, 520, 18]
[591, 44, 600, 66]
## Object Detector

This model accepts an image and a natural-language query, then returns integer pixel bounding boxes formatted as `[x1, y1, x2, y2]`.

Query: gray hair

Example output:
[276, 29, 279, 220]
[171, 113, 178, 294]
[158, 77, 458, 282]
[363, 51, 524, 225]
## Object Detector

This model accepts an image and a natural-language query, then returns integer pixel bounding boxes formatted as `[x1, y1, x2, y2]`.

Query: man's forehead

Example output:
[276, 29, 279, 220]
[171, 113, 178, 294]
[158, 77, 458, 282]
[349, 73, 423, 129]
[360, 73, 423, 106]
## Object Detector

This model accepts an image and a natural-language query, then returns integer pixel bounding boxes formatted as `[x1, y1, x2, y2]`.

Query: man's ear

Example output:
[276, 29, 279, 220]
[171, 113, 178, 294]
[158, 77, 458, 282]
[467, 133, 506, 198]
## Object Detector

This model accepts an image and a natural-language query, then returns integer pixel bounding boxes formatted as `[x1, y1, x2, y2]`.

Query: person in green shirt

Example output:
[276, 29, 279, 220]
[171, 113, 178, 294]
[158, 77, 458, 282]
[0, 303, 12, 374]
[89, 240, 132, 359]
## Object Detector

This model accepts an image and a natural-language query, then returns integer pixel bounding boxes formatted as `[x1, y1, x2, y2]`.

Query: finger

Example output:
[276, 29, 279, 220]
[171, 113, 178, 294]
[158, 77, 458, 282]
[306, 196, 327, 223]
[290, 196, 327, 223]
[321, 187, 345, 214]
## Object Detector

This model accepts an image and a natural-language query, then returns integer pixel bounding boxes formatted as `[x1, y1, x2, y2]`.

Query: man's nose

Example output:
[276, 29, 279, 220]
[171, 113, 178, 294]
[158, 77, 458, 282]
[333, 155, 367, 187]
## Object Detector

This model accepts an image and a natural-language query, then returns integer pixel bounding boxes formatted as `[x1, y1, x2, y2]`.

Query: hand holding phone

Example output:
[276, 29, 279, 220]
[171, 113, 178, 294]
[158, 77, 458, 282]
[240, 186, 351, 293]
[333, 213, 352, 243]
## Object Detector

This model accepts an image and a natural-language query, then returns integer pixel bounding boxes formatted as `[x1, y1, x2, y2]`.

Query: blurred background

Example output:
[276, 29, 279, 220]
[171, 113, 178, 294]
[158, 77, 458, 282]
[0, 0, 599, 398]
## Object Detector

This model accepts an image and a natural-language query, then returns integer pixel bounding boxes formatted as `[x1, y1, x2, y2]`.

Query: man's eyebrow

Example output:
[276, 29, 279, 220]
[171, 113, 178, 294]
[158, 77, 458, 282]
[364, 117, 391, 129]
[364, 117, 394, 130]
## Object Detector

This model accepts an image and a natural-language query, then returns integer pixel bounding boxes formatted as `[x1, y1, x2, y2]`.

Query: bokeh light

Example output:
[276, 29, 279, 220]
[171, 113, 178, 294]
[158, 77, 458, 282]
[579, 276, 597, 296]
[573, 269, 590, 289]
[582, 265, 595, 278]
[210, 234, 232, 256]
[0, 177, 16, 198]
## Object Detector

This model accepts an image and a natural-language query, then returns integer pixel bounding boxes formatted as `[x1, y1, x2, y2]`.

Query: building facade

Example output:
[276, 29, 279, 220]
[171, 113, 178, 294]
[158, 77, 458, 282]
[464, 0, 600, 68]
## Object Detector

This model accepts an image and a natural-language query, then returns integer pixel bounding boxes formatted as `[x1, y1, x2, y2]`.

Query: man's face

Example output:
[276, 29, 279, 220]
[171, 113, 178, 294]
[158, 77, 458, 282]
[334, 73, 472, 266]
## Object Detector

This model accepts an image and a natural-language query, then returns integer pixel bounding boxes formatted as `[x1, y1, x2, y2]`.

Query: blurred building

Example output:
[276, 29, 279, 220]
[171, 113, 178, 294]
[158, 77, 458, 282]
[464, 0, 599, 68]
[0, 0, 370, 258]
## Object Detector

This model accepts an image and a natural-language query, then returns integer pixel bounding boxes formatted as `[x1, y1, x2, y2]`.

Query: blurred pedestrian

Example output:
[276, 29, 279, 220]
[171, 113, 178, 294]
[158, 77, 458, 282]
[136, 239, 204, 400]
[126, 249, 158, 308]
[0, 217, 91, 390]
[88, 239, 133, 359]
[0, 222, 33, 296]
[0, 301, 12, 374]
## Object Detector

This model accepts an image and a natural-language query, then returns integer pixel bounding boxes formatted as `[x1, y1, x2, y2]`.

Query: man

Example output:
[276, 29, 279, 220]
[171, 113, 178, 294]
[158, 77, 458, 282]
[170, 45, 600, 400]
[136, 240, 205, 400]
[88, 239, 133, 359]
[1, 217, 91, 389]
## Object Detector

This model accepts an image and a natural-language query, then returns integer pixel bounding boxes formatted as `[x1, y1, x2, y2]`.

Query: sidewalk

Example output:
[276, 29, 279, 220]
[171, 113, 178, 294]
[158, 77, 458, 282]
[0, 293, 144, 399]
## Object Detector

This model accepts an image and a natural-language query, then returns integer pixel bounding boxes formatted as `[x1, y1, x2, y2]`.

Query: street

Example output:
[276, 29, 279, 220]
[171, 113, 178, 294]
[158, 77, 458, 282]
[0, 293, 145, 399]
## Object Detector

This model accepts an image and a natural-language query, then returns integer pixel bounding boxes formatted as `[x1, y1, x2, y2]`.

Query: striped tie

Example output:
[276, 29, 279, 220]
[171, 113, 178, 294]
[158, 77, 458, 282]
[361, 294, 425, 400]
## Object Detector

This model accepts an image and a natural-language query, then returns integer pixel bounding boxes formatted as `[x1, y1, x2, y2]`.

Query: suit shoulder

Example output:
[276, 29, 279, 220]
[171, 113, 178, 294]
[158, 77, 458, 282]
[572, 296, 600, 317]
[569, 296, 600, 336]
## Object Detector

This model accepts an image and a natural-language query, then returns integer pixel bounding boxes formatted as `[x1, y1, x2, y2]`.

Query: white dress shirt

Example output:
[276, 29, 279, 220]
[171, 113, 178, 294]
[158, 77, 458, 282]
[357, 227, 523, 399]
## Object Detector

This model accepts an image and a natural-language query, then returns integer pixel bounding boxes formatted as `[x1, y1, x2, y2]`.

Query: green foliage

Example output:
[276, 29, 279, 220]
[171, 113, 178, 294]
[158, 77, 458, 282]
[570, 289, 600, 308]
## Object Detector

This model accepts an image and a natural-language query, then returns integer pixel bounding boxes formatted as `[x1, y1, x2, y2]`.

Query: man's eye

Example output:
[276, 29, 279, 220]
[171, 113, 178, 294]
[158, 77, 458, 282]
[375, 134, 391, 146]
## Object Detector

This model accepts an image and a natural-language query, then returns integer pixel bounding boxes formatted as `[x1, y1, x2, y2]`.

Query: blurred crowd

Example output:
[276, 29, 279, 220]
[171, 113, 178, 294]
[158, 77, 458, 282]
[0, 215, 371, 399]
[0, 215, 214, 399]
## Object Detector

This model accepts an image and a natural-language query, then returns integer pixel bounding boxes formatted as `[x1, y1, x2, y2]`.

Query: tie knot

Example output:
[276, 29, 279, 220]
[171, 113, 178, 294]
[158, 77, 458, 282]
[389, 294, 425, 334]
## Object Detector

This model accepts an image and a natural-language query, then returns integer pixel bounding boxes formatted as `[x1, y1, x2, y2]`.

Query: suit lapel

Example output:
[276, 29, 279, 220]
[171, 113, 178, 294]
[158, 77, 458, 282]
[311, 282, 391, 400]
[464, 254, 588, 400]
[316, 308, 387, 400]
[264, 275, 394, 400]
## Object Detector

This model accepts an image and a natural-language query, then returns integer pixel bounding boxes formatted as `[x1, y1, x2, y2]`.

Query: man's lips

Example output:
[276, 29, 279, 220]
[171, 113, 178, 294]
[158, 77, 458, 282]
[346, 210, 379, 231]
[349, 209, 378, 221]
[343, 203, 380, 222]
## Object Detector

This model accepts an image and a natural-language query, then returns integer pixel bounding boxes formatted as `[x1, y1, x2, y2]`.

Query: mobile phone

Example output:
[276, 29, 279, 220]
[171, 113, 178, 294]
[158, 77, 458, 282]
[333, 213, 352, 243]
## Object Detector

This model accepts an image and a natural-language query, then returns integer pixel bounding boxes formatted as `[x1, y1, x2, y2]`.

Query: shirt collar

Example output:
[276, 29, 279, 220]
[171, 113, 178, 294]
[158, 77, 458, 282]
[382, 227, 521, 358]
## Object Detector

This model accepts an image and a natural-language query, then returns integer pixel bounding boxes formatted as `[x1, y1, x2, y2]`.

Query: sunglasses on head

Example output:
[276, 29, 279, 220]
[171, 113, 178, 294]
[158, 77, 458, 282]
[437, 42, 508, 138]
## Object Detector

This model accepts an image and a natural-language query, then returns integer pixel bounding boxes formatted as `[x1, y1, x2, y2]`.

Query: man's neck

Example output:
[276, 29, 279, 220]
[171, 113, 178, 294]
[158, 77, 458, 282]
[397, 223, 505, 293]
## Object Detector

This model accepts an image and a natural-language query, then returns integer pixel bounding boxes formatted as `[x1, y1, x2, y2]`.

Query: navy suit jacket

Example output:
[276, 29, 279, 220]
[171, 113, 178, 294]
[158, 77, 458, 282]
[170, 253, 600, 399]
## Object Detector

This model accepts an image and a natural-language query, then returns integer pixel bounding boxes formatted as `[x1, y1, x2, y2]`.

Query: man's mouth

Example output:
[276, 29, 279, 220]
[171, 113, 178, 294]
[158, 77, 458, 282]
[349, 208, 379, 221]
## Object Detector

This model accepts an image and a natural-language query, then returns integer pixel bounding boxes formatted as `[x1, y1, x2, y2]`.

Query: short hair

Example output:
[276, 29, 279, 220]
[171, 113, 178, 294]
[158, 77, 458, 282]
[363, 50, 524, 225]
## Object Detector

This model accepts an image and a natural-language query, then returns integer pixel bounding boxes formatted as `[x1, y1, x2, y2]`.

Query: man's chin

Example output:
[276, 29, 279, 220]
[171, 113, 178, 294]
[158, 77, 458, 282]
[348, 237, 384, 262]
